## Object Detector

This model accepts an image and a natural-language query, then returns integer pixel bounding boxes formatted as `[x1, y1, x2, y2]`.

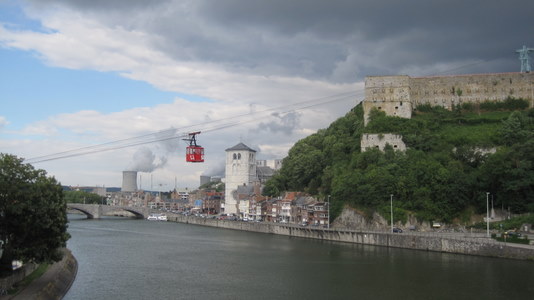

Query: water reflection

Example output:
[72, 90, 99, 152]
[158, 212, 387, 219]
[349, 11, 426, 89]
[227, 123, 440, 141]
[64, 215, 534, 300]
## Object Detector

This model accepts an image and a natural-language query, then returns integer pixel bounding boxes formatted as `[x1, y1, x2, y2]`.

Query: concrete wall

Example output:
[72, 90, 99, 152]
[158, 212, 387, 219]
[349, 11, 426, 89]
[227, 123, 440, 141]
[122, 171, 137, 192]
[0, 263, 38, 292]
[0, 248, 77, 299]
[167, 214, 534, 260]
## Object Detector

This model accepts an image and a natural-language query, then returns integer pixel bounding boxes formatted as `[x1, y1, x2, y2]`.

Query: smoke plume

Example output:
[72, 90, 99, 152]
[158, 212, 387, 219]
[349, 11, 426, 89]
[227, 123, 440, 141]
[201, 161, 225, 177]
[127, 146, 168, 172]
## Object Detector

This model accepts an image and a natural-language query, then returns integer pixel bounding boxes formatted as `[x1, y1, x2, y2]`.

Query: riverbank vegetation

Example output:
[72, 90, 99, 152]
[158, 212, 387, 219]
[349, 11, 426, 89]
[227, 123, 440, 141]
[263, 99, 534, 225]
[5, 263, 49, 295]
[64, 190, 104, 204]
[0, 154, 70, 275]
[472, 215, 534, 231]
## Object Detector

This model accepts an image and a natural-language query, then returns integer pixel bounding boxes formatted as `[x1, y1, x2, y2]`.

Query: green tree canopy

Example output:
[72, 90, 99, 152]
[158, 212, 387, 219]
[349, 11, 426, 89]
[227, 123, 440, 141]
[64, 190, 103, 204]
[0, 153, 70, 275]
[264, 101, 534, 224]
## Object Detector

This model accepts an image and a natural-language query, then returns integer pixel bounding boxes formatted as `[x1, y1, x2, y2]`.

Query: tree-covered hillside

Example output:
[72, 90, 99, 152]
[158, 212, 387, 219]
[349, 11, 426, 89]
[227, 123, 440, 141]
[263, 99, 534, 224]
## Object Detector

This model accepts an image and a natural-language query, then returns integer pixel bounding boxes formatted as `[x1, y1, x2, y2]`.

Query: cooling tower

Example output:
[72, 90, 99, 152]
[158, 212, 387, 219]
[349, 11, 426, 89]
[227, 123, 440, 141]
[122, 171, 138, 192]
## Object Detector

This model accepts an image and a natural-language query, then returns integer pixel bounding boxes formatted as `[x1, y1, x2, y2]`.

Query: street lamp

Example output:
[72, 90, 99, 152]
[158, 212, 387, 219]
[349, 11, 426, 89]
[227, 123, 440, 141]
[486, 192, 490, 238]
[390, 194, 394, 233]
[327, 195, 330, 229]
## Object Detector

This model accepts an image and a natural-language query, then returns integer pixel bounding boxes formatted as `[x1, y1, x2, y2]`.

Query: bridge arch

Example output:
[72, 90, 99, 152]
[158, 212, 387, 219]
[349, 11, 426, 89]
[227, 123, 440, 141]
[113, 208, 145, 219]
[68, 206, 96, 219]
[67, 204, 149, 219]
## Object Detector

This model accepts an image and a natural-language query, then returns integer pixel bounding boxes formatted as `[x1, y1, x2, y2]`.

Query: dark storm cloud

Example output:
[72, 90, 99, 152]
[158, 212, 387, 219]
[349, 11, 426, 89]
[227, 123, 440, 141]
[200, 0, 534, 74]
[28, 0, 534, 80]
[254, 112, 300, 135]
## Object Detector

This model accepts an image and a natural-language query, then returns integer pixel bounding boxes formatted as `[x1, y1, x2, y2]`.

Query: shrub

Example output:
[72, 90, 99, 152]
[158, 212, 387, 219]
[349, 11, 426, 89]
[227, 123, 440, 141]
[480, 97, 529, 111]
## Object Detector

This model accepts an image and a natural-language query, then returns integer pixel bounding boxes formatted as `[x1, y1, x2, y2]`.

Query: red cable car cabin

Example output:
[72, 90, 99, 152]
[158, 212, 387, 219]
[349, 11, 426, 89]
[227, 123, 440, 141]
[186, 145, 204, 162]
[184, 132, 204, 163]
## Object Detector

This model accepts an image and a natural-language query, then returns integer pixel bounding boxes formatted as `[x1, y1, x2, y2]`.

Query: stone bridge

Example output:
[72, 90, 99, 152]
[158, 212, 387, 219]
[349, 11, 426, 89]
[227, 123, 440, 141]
[67, 203, 151, 219]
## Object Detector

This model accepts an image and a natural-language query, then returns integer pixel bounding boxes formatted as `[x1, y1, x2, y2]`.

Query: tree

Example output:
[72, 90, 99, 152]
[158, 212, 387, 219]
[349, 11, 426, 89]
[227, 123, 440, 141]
[478, 140, 534, 213]
[64, 190, 102, 204]
[0, 154, 70, 275]
[499, 111, 530, 145]
[264, 101, 534, 224]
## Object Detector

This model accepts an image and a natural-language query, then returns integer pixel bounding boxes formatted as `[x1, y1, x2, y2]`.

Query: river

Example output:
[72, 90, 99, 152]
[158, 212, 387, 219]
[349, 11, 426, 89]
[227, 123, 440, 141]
[64, 214, 534, 299]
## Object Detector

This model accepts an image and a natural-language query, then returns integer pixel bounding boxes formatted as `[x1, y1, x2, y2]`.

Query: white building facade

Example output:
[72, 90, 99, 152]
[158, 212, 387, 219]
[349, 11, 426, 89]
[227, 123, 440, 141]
[224, 143, 257, 215]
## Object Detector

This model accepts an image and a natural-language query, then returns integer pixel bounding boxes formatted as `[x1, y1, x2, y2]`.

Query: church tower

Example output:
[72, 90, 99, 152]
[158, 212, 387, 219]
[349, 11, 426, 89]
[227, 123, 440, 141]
[224, 142, 257, 215]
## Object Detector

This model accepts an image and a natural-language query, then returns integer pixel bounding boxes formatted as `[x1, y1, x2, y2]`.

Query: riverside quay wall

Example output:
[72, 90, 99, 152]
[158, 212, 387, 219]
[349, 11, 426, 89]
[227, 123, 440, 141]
[168, 214, 534, 260]
[0, 248, 77, 299]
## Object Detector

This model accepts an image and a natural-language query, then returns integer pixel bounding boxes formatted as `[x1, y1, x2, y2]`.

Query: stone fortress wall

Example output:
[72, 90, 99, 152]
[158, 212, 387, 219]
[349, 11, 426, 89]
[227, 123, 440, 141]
[361, 72, 534, 151]
[363, 72, 534, 125]
[363, 75, 413, 124]
[361, 133, 406, 152]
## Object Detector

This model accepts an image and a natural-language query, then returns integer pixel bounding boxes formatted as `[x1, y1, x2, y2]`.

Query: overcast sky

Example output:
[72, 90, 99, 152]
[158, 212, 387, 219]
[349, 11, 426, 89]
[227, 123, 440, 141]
[1, 0, 533, 189]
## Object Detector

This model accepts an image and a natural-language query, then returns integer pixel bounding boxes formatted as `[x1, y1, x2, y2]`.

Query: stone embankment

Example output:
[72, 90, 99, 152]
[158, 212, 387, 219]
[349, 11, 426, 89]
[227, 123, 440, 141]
[167, 214, 534, 261]
[0, 248, 77, 300]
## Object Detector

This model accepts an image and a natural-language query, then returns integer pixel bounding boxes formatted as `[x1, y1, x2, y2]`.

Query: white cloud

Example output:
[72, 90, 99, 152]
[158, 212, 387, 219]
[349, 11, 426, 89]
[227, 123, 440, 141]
[0, 8, 359, 105]
[1, 0, 530, 190]
[8, 92, 354, 188]
[0, 3, 362, 189]
[0, 116, 9, 130]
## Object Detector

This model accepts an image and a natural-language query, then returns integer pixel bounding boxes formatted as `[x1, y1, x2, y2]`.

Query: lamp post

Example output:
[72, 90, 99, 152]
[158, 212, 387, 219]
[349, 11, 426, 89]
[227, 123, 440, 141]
[390, 194, 393, 233]
[327, 195, 330, 229]
[486, 192, 490, 238]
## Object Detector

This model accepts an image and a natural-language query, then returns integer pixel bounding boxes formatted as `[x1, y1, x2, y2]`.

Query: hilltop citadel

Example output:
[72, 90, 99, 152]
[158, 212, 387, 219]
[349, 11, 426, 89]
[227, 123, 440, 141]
[363, 72, 534, 125]
[361, 72, 534, 151]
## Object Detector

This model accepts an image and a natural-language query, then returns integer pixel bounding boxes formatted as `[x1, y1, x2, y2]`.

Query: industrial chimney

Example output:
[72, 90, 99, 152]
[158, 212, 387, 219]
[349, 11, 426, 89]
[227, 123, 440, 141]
[122, 171, 138, 192]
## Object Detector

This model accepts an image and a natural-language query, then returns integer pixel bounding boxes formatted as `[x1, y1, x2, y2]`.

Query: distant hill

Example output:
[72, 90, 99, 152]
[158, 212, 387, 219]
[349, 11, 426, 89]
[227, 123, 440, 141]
[62, 186, 121, 193]
[263, 99, 534, 224]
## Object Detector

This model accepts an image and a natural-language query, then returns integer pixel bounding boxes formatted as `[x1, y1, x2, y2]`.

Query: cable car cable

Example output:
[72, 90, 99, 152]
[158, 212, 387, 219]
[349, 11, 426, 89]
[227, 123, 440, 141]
[25, 90, 361, 163]
[24, 89, 363, 163]
[26, 91, 360, 164]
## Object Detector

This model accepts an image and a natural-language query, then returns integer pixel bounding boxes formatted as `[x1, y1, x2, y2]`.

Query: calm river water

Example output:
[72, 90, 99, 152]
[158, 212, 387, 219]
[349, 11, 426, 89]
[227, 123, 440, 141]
[64, 215, 534, 300]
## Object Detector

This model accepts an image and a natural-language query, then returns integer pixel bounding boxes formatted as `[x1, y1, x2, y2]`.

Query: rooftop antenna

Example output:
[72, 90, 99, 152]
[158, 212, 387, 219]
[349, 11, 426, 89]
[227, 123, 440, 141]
[516, 45, 534, 73]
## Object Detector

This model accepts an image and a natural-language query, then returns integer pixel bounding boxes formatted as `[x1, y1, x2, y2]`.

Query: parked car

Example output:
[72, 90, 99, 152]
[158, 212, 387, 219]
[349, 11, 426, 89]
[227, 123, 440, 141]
[505, 231, 521, 238]
[393, 227, 403, 233]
